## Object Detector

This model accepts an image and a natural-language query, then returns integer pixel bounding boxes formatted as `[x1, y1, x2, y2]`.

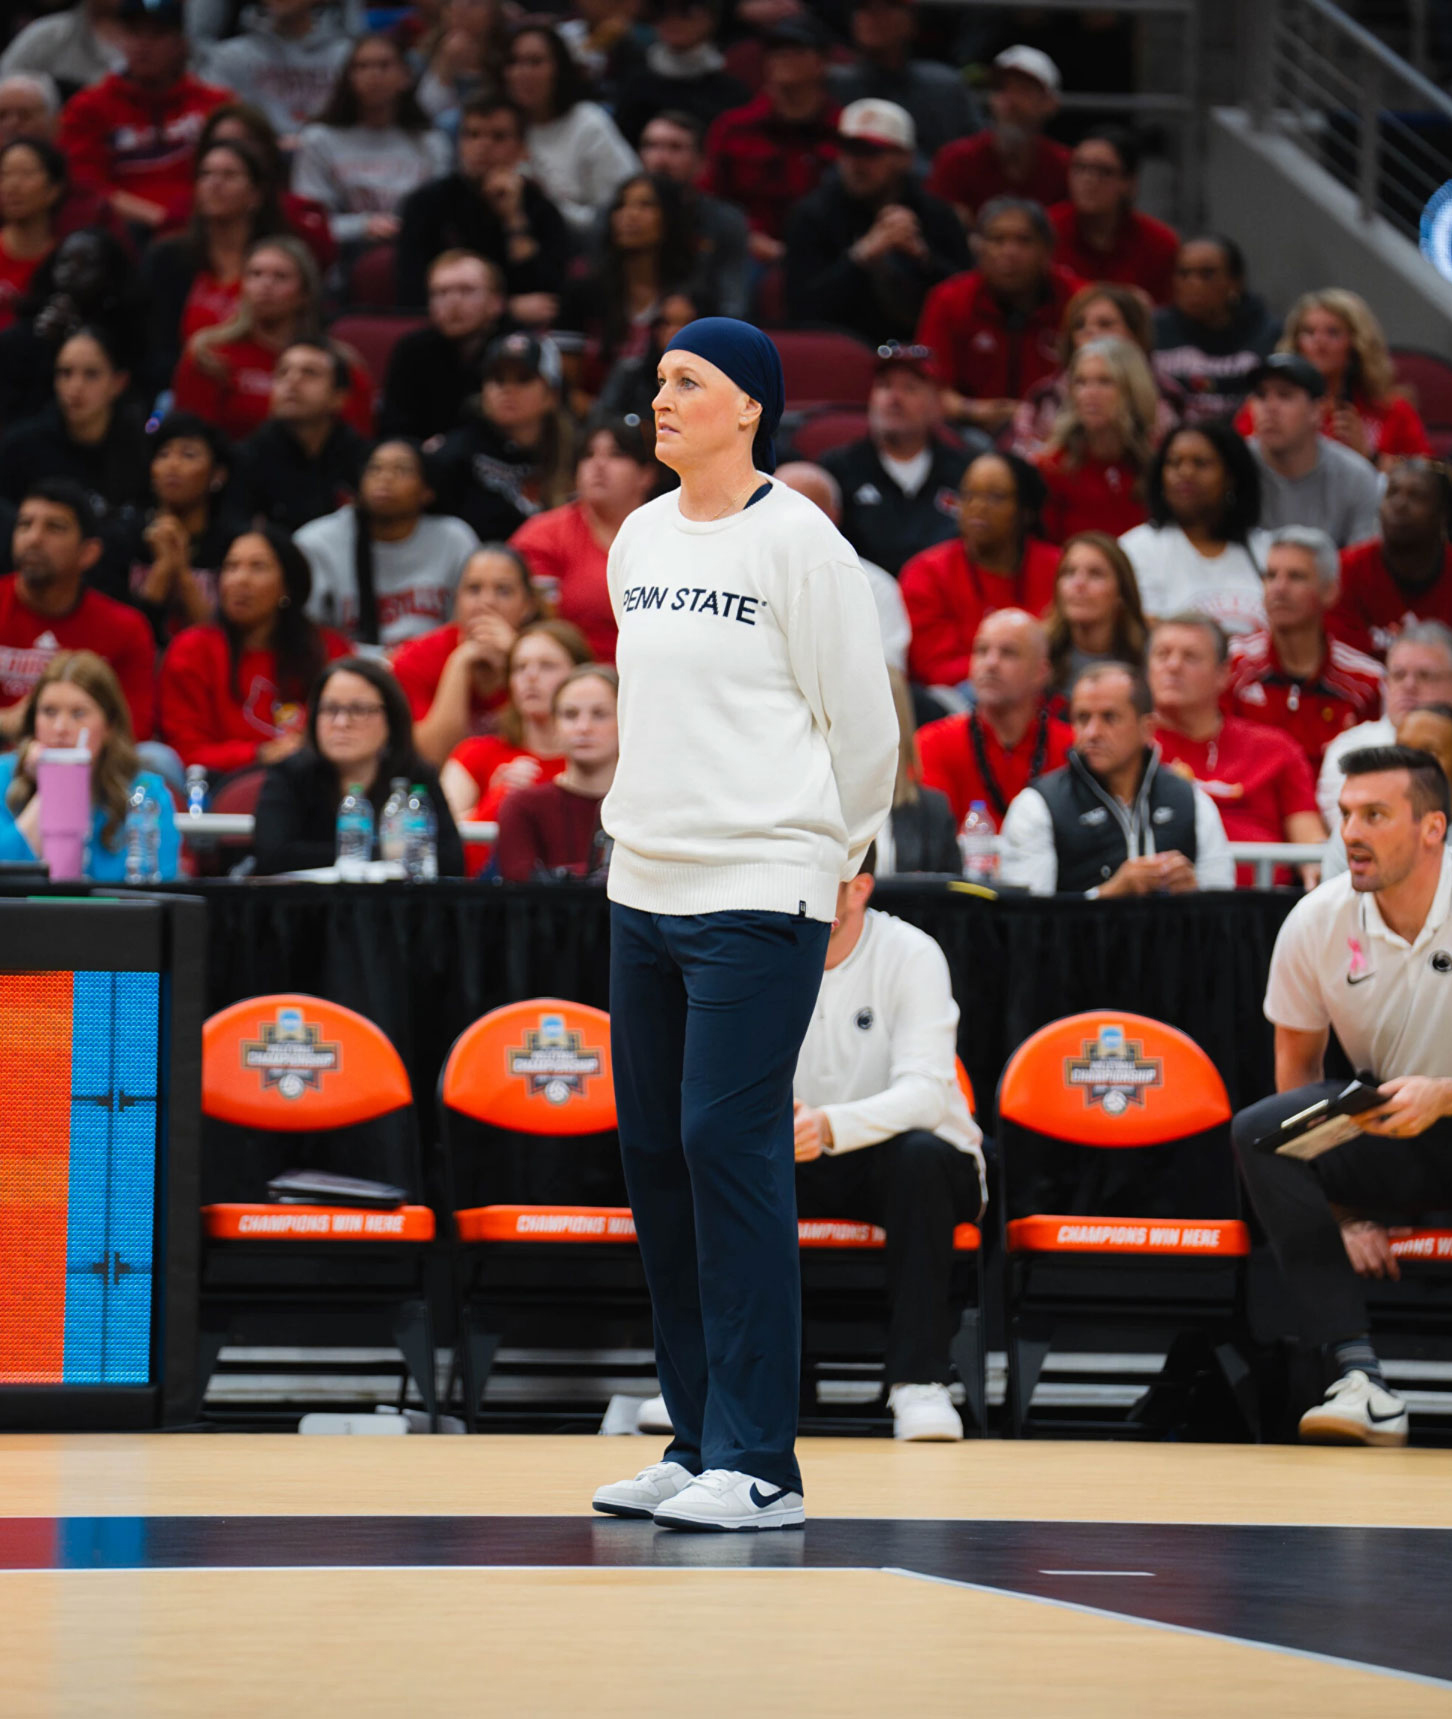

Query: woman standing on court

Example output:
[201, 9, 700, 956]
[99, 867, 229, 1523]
[590, 318, 897, 1533]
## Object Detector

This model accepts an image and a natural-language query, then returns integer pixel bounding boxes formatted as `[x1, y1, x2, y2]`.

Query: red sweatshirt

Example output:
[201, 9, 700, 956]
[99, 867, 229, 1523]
[157, 623, 349, 774]
[915, 266, 1083, 404]
[1037, 448, 1149, 544]
[899, 536, 1061, 686]
[0, 576, 156, 738]
[58, 72, 231, 230]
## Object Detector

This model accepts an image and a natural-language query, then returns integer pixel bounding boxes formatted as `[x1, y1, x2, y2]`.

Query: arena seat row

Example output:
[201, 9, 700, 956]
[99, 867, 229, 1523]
[192, 992, 1452, 1437]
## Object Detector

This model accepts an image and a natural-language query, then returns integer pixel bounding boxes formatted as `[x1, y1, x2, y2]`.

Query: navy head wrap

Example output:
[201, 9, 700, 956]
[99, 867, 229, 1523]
[661, 316, 785, 474]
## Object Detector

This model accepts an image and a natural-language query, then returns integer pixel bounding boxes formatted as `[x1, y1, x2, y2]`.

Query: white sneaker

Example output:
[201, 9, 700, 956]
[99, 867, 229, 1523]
[651, 1468, 805, 1532]
[636, 1393, 674, 1434]
[889, 1382, 964, 1441]
[592, 1460, 696, 1518]
[1298, 1370, 1409, 1447]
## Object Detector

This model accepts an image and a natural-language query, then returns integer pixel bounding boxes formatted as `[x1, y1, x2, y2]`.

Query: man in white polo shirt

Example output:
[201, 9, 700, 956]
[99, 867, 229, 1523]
[793, 842, 986, 1441]
[1232, 744, 1452, 1446]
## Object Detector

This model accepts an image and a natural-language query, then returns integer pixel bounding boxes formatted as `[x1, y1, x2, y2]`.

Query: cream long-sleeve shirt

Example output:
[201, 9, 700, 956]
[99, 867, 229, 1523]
[603, 478, 898, 921]
[793, 909, 985, 1198]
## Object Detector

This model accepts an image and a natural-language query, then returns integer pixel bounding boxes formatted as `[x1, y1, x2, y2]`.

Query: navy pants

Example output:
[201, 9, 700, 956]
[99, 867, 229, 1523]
[610, 903, 830, 1494]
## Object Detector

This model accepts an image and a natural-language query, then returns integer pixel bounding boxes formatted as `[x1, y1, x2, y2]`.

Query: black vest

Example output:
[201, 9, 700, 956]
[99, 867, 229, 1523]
[1035, 749, 1200, 894]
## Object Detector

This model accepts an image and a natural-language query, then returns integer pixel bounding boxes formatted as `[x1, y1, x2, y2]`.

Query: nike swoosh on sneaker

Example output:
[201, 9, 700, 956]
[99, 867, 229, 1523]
[1365, 1400, 1406, 1423]
[749, 1483, 791, 1507]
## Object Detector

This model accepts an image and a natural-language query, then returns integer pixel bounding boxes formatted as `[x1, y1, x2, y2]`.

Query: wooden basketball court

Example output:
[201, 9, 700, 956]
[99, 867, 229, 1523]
[3, 1435, 1448, 1715]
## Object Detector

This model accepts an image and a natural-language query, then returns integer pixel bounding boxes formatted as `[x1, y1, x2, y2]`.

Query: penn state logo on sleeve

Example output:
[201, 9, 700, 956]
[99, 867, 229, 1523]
[854, 1007, 875, 1031]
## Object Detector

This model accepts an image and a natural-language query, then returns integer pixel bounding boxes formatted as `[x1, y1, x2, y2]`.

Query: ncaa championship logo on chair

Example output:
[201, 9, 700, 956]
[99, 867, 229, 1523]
[240, 1005, 340, 1101]
[443, 997, 616, 1135]
[1064, 1022, 1163, 1117]
[509, 1011, 603, 1106]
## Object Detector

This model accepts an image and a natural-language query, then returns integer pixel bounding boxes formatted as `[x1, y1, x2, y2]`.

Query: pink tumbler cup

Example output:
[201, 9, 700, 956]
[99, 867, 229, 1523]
[35, 745, 93, 880]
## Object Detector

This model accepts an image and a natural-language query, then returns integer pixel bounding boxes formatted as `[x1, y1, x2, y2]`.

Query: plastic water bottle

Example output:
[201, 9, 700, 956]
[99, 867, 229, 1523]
[379, 777, 409, 865]
[335, 784, 374, 877]
[958, 800, 1000, 884]
[184, 764, 209, 817]
[123, 783, 163, 883]
[403, 784, 438, 881]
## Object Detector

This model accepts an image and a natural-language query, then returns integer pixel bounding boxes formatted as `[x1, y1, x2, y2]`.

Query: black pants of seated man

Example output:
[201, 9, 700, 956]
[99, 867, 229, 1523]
[1233, 1082, 1452, 1345]
[795, 1130, 985, 1387]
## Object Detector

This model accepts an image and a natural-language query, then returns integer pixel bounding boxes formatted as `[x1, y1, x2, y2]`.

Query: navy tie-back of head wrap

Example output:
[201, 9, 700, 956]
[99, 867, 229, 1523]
[661, 316, 785, 474]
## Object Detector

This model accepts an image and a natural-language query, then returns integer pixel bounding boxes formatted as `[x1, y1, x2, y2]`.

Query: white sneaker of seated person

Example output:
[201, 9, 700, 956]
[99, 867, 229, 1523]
[888, 1382, 964, 1441]
[593, 1460, 696, 1518]
[652, 1468, 805, 1532]
[1298, 1370, 1409, 1447]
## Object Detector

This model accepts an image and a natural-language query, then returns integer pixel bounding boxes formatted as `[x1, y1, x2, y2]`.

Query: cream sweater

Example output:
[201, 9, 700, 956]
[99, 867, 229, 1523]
[603, 480, 898, 921]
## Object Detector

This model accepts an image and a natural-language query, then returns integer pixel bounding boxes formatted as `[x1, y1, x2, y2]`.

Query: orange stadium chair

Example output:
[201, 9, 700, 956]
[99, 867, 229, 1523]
[438, 997, 643, 1428]
[199, 994, 439, 1425]
[799, 1060, 986, 1432]
[997, 1010, 1254, 1439]
[772, 330, 879, 410]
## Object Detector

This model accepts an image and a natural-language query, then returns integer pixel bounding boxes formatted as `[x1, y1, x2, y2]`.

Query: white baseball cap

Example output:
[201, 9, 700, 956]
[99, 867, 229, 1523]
[992, 45, 1062, 95]
[838, 97, 916, 152]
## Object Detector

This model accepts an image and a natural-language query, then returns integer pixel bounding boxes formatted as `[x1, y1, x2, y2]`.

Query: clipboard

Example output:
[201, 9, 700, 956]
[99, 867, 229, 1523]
[1254, 1075, 1385, 1161]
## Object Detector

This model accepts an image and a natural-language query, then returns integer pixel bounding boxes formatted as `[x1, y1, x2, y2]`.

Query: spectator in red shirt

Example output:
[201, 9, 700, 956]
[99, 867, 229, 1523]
[509, 415, 659, 663]
[1335, 460, 1452, 657]
[927, 46, 1069, 229]
[701, 16, 840, 264]
[0, 138, 64, 334]
[497, 664, 618, 880]
[900, 451, 1058, 695]
[1036, 337, 1155, 543]
[0, 73, 145, 251]
[392, 544, 542, 767]
[1226, 527, 1383, 773]
[915, 197, 1081, 437]
[1043, 531, 1149, 697]
[57, 0, 230, 236]
[157, 524, 347, 776]
[1149, 612, 1326, 885]
[441, 617, 592, 872]
[0, 479, 155, 742]
[917, 608, 1072, 828]
[1278, 289, 1430, 470]
[1047, 127, 1179, 306]
[172, 236, 374, 443]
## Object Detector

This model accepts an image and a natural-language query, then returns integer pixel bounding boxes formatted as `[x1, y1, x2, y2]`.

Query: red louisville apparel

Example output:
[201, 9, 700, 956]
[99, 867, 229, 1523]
[171, 337, 376, 442]
[509, 502, 617, 663]
[1332, 539, 1452, 657]
[918, 706, 1073, 827]
[1036, 449, 1148, 544]
[0, 241, 49, 332]
[495, 780, 605, 881]
[58, 73, 231, 231]
[701, 92, 840, 239]
[180, 270, 242, 346]
[1046, 204, 1180, 305]
[1225, 628, 1383, 772]
[0, 576, 156, 738]
[915, 266, 1082, 404]
[927, 132, 1071, 218]
[1154, 714, 1318, 884]
[390, 624, 507, 729]
[900, 536, 1060, 686]
[448, 732, 566, 876]
[157, 623, 350, 773]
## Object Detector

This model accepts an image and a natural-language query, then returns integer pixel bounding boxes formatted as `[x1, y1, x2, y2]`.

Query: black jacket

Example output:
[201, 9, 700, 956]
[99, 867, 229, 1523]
[395, 173, 572, 310]
[783, 171, 970, 344]
[378, 319, 516, 443]
[0, 400, 151, 513]
[888, 787, 961, 875]
[820, 433, 982, 577]
[1032, 748, 1199, 896]
[254, 749, 464, 877]
[235, 419, 369, 534]
[431, 417, 558, 543]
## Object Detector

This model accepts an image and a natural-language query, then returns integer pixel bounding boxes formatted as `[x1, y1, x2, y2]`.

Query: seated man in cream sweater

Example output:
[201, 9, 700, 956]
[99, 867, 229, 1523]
[794, 841, 986, 1440]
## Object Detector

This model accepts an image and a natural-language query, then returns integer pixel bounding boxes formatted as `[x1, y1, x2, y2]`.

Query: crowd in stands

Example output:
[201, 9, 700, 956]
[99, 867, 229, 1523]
[0, 0, 1449, 895]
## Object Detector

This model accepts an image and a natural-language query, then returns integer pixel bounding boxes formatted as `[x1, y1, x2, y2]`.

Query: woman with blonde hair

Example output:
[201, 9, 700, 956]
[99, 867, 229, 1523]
[1036, 337, 1157, 543]
[1239, 287, 1429, 467]
[1043, 531, 1150, 694]
[171, 235, 374, 441]
[0, 651, 181, 880]
[1010, 282, 1181, 458]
